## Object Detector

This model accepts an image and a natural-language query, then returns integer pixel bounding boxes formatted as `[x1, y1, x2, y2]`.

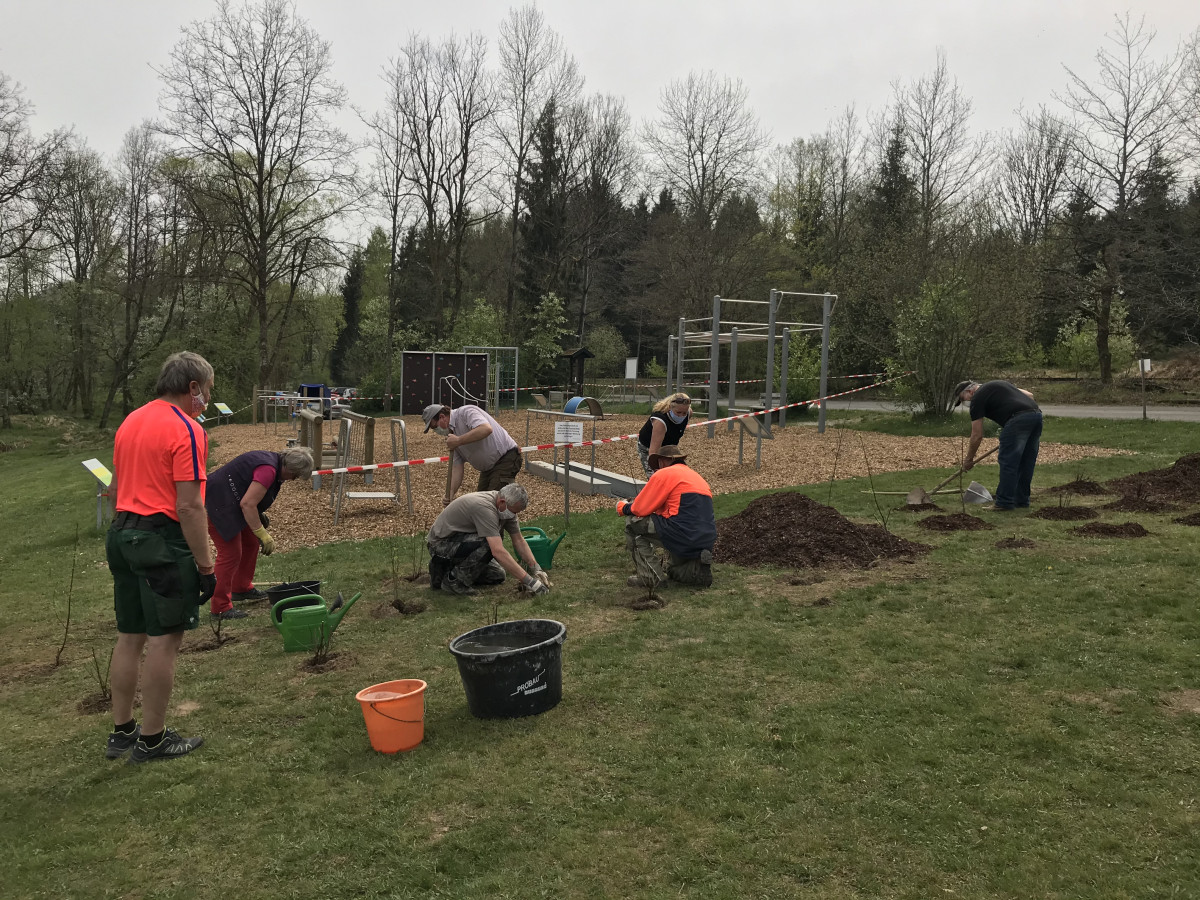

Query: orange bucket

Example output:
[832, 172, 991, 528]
[355, 679, 427, 753]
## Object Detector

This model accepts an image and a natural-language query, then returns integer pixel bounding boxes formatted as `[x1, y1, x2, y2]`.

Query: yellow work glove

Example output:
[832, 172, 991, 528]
[253, 526, 276, 555]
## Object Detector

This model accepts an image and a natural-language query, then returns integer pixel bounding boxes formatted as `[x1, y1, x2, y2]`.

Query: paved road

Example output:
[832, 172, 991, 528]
[819, 399, 1200, 422]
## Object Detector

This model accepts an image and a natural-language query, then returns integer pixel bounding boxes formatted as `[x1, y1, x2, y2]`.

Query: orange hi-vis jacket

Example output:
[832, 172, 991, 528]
[616, 463, 716, 559]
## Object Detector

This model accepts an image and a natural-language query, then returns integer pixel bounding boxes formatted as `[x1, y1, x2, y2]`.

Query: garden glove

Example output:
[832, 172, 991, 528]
[253, 526, 276, 555]
[199, 571, 217, 603]
[521, 574, 550, 596]
[534, 569, 552, 589]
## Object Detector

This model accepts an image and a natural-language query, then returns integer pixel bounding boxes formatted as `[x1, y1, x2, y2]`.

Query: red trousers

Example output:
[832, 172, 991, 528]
[207, 522, 260, 614]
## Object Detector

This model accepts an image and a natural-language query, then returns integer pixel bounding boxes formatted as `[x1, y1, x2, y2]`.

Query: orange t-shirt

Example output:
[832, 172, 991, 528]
[113, 398, 209, 519]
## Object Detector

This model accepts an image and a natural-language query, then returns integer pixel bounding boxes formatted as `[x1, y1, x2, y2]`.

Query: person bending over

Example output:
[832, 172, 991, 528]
[204, 447, 314, 618]
[953, 379, 1043, 510]
[422, 403, 522, 505]
[635, 392, 692, 479]
[427, 483, 551, 596]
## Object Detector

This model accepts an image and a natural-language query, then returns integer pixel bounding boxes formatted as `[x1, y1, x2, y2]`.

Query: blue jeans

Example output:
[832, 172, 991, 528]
[995, 410, 1043, 509]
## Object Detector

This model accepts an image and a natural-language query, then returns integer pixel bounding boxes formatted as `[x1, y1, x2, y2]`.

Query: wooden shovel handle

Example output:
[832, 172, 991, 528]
[930, 445, 999, 494]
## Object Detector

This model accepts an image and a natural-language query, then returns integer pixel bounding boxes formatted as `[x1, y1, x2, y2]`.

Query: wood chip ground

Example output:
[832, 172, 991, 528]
[208, 412, 1128, 552]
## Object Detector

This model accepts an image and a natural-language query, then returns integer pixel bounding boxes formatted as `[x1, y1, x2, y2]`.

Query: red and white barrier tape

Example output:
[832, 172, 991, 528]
[312, 373, 911, 476]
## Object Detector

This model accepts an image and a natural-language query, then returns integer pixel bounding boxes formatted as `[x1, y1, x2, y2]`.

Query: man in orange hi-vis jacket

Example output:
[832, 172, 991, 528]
[615, 445, 716, 589]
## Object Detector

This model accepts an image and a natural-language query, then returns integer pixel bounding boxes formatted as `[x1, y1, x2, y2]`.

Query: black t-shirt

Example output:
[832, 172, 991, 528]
[638, 410, 689, 448]
[969, 381, 1039, 427]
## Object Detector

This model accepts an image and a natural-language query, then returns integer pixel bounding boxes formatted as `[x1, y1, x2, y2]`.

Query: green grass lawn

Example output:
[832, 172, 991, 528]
[2, 413, 1199, 899]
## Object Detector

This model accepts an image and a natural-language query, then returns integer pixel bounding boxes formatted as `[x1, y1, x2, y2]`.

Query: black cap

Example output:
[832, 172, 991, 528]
[952, 381, 974, 407]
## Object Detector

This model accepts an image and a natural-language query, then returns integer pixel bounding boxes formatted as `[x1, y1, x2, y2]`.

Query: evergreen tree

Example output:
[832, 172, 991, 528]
[331, 248, 363, 384]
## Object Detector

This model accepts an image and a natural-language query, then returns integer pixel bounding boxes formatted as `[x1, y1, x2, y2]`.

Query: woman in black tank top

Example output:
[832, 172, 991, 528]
[636, 393, 691, 478]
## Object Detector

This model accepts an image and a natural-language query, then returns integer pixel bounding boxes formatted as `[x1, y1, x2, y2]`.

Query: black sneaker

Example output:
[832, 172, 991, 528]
[212, 608, 250, 620]
[232, 587, 268, 603]
[441, 575, 478, 596]
[105, 724, 141, 759]
[128, 728, 204, 764]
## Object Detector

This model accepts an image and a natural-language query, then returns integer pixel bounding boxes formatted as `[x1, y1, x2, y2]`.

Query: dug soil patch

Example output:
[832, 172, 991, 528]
[1070, 522, 1149, 538]
[1107, 453, 1200, 503]
[916, 513, 993, 532]
[1173, 512, 1200, 526]
[715, 492, 930, 570]
[995, 537, 1036, 549]
[896, 502, 941, 512]
[1031, 506, 1099, 521]
[1046, 479, 1109, 495]
[1102, 496, 1178, 513]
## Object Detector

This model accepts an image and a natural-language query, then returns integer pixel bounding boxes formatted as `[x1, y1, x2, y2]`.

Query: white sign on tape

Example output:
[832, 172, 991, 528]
[554, 421, 584, 444]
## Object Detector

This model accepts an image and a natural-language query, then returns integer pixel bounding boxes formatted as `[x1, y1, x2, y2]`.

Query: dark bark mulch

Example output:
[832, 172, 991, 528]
[1046, 479, 1110, 496]
[1101, 496, 1178, 513]
[1173, 512, 1200, 526]
[896, 502, 941, 512]
[715, 492, 931, 569]
[1106, 453, 1200, 503]
[1030, 506, 1099, 521]
[1070, 522, 1150, 538]
[995, 537, 1036, 549]
[916, 513, 994, 532]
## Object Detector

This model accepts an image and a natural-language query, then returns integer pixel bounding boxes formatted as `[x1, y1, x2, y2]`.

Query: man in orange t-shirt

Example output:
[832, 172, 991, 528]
[104, 351, 216, 764]
[615, 445, 716, 590]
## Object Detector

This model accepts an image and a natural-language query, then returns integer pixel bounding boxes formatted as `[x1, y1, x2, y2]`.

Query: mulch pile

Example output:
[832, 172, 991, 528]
[916, 513, 993, 532]
[995, 537, 1036, 549]
[897, 502, 941, 512]
[1047, 479, 1110, 495]
[1106, 453, 1200, 503]
[1070, 522, 1149, 538]
[1173, 512, 1200, 526]
[1031, 506, 1099, 521]
[714, 492, 930, 570]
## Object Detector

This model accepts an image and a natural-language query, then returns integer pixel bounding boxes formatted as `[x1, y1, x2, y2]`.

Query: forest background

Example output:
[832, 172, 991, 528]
[3, 1, 1200, 426]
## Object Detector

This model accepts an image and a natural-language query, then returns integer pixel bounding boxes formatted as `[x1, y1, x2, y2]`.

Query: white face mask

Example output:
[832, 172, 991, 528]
[667, 409, 688, 424]
[434, 426, 449, 436]
[498, 509, 517, 521]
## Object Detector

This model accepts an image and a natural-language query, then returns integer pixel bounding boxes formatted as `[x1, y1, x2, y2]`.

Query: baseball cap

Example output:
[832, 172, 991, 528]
[952, 381, 973, 407]
[422, 404, 449, 432]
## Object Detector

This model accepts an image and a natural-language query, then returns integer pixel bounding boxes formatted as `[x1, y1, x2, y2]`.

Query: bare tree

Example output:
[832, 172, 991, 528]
[495, 4, 582, 322]
[995, 107, 1072, 246]
[897, 51, 990, 253]
[644, 70, 767, 225]
[0, 73, 68, 261]
[156, 0, 359, 388]
[380, 31, 494, 338]
[1056, 13, 1185, 382]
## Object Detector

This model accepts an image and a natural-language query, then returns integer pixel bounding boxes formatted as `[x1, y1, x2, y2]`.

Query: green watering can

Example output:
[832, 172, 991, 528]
[520, 526, 566, 570]
[270, 591, 362, 652]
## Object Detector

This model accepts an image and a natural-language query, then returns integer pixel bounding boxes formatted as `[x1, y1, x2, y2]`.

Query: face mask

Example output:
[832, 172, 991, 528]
[434, 426, 449, 436]
[498, 509, 517, 521]
[667, 409, 688, 425]
[191, 391, 208, 416]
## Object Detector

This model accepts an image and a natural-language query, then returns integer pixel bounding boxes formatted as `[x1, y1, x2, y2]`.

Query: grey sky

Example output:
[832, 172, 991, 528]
[2, 0, 1196, 161]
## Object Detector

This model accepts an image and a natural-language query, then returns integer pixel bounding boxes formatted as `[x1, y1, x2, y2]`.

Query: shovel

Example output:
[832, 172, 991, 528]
[905, 446, 998, 506]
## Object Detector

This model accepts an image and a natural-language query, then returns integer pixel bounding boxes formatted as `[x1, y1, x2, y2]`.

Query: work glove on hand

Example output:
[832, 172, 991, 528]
[199, 571, 217, 603]
[521, 574, 550, 595]
[531, 566, 552, 589]
[253, 526, 276, 555]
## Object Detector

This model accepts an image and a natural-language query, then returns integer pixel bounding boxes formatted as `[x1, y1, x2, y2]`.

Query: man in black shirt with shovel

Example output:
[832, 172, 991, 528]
[953, 380, 1043, 511]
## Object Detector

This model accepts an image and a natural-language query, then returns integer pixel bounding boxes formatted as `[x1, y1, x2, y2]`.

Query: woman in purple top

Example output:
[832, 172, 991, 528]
[204, 447, 314, 619]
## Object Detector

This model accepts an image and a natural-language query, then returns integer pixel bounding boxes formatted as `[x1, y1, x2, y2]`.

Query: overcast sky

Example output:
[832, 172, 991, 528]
[2, 0, 1196, 161]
